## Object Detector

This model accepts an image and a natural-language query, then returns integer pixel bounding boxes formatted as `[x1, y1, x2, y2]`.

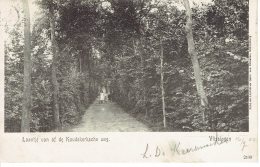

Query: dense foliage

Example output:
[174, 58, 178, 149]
[4, 0, 249, 132]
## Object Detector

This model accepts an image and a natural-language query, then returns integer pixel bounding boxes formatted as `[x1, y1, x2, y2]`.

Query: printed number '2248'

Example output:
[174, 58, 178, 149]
[243, 155, 252, 159]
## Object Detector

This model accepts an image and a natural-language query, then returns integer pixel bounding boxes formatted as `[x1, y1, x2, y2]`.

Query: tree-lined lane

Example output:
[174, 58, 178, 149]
[71, 100, 150, 132]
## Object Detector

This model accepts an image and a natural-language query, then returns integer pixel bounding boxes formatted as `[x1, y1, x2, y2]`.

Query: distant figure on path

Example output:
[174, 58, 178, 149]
[99, 91, 105, 104]
[105, 92, 109, 103]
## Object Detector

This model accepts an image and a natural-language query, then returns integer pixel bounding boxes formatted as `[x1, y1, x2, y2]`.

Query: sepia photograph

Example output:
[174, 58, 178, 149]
[0, 0, 257, 163]
[2, 0, 250, 133]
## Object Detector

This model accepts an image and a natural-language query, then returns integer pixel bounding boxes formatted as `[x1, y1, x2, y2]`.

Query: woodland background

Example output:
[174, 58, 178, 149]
[3, 0, 249, 132]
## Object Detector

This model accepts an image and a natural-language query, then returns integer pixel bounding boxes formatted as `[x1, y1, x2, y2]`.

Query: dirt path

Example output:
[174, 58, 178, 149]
[71, 99, 150, 132]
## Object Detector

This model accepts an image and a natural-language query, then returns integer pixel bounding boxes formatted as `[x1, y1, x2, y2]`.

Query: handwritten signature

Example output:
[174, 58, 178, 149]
[141, 133, 234, 159]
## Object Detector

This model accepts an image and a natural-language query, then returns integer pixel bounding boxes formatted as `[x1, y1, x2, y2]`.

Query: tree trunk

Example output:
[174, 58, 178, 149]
[133, 38, 148, 118]
[160, 38, 166, 128]
[183, 0, 208, 122]
[85, 50, 91, 104]
[50, 5, 61, 131]
[21, 0, 31, 132]
[79, 55, 82, 73]
[139, 39, 148, 119]
[88, 52, 93, 101]
[79, 53, 88, 104]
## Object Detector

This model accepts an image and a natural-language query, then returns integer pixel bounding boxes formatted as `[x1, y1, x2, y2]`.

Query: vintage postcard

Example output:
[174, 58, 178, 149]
[0, 0, 258, 162]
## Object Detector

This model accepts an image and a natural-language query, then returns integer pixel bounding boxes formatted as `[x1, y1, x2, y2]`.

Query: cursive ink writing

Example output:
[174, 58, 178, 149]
[141, 132, 231, 159]
[235, 137, 248, 151]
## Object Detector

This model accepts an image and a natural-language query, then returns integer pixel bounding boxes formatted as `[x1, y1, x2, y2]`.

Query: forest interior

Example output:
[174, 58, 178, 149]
[2, 0, 249, 132]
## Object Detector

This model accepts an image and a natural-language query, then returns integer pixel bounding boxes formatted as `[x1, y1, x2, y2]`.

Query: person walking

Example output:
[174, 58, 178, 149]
[100, 91, 105, 104]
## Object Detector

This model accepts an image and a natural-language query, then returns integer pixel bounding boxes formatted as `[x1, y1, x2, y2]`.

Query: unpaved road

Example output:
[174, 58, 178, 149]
[71, 99, 150, 132]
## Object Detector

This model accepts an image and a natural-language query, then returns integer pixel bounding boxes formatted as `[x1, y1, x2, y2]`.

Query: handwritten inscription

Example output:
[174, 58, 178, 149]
[142, 133, 233, 159]
[235, 137, 248, 151]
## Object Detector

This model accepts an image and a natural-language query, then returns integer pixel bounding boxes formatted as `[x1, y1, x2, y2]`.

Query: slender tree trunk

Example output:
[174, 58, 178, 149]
[80, 53, 88, 104]
[160, 38, 166, 128]
[21, 0, 31, 132]
[139, 39, 148, 118]
[89, 76, 92, 101]
[183, 0, 208, 122]
[50, 6, 61, 131]
[93, 79, 96, 96]
[88, 52, 93, 101]
[79, 55, 82, 73]
[133, 38, 148, 118]
[85, 49, 91, 104]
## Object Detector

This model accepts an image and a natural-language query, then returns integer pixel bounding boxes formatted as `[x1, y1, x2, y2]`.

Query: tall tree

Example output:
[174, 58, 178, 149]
[183, 0, 208, 122]
[21, 0, 32, 132]
[160, 38, 166, 128]
[49, 4, 61, 130]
